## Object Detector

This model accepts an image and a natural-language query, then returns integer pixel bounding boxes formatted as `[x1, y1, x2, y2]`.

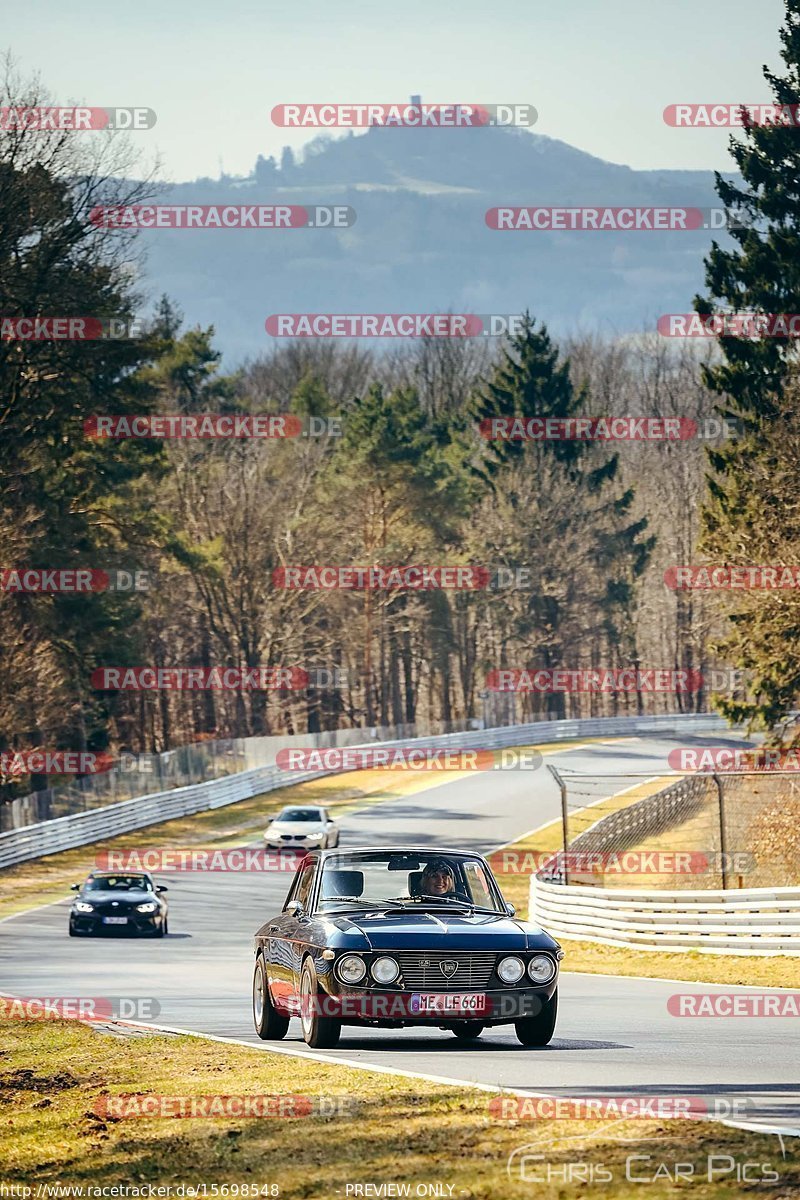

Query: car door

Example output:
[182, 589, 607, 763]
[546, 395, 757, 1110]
[266, 857, 317, 1011]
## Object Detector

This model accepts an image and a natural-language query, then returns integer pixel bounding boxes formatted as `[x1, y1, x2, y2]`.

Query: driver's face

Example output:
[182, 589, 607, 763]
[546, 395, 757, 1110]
[424, 869, 453, 895]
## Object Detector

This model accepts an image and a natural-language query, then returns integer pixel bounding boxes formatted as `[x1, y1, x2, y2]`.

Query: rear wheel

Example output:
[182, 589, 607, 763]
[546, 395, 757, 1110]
[450, 1021, 484, 1042]
[253, 955, 290, 1040]
[515, 990, 558, 1047]
[300, 959, 341, 1048]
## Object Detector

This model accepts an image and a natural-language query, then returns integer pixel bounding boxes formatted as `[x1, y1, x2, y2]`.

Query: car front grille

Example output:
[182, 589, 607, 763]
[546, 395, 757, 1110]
[395, 951, 497, 990]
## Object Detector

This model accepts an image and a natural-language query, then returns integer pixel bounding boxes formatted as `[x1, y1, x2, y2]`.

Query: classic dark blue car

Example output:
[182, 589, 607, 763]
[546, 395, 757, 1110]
[252, 846, 562, 1048]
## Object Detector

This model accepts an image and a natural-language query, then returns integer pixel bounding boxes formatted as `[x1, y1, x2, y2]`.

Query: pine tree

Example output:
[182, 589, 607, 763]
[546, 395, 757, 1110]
[696, 0, 800, 733]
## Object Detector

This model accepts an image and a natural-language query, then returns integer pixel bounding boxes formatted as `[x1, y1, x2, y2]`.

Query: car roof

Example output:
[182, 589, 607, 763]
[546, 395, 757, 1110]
[314, 846, 489, 859]
[86, 870, 151, 877]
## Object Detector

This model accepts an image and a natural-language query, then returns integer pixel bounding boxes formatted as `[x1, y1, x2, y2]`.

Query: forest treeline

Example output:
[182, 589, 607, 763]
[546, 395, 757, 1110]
[4, 1, 800, 795]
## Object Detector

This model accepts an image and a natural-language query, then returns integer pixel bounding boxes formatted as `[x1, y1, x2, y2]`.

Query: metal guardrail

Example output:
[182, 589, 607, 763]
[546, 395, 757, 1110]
[0, 712, 729, 870]
[530, 875, 800, 955]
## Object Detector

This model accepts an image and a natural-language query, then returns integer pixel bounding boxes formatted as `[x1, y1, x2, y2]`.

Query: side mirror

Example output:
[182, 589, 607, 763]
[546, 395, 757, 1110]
[285, 899, 303, 917]
[505, 902, 516, 916]
[157, 885, 168, 894]
[70, 884, 80, 891]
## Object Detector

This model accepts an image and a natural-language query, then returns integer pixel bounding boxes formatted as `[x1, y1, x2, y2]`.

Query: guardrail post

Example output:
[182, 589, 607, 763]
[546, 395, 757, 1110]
[712, 772, 730, 891]
[547, 764, 570, 886]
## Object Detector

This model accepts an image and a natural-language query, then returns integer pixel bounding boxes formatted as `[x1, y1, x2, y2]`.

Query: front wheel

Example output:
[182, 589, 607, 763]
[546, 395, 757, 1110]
[253, 955, 290, 1040]
[450, 1022, 484, 1042]
[515, 989, 557, 1047]
[300, 959, 341, 1048]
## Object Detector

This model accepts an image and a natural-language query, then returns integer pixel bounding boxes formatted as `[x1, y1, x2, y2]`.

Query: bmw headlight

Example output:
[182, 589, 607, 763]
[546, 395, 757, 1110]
[527, 954, 556, 984]
[371, 956, 399, 984]
[334, 954, 367, 985]
[74, 901, 94, 913]
[497, 956, 526, 984]
[136, 902, 158, 913]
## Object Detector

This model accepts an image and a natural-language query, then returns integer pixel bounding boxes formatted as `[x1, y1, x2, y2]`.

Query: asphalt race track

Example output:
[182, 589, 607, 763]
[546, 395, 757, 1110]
[3, 734, 799, 1135]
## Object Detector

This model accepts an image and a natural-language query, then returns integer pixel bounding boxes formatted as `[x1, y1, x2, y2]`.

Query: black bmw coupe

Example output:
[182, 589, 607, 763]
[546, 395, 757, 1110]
[68, 871, 169, 937]
[252, 846, 562, 1048]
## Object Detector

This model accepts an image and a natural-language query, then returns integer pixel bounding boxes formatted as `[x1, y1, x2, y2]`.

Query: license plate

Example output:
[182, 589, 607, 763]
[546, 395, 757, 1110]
[102, 916, 128, 925]
[410, 993, 489, 1015]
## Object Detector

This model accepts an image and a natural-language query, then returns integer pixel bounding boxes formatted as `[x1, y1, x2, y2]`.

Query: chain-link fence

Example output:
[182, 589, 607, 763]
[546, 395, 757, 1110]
[550, 767, 800, 890]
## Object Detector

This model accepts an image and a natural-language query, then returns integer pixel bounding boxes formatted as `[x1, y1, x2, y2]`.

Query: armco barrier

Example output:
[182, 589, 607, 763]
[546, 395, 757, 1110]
[0, 712, 728, 869]
[530, 874, 800, 955]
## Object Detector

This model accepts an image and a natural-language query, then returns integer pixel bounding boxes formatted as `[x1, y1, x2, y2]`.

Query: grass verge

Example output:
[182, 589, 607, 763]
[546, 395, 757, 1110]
[0, 1018, 795, 1198]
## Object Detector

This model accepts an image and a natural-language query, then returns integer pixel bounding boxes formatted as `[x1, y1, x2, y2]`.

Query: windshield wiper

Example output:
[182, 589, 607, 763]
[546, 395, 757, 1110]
[321, 896, 407, 908]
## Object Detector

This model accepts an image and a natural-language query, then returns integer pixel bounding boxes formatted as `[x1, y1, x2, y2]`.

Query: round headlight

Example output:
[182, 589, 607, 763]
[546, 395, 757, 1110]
[335, 954, 367, 985]
[497, 955, 526, 984]
[371, 956, 399, 984]
[74, 901, 94, 913]
[136, 902, 158, 913]
[527, 954, 556, 984]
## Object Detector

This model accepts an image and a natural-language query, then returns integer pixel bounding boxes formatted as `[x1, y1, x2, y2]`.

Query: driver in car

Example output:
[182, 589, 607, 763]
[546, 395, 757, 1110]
[419, 859, 457, 897]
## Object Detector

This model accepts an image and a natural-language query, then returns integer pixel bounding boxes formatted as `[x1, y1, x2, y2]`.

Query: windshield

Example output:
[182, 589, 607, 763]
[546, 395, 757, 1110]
[317, 852, 503, 912]
[277, 807, 322, 822]
[84, 875, 151, 892]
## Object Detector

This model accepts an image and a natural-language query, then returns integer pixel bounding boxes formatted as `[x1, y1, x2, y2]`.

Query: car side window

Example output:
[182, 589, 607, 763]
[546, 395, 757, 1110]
[463, 861, 496, 908]
[287, 860, 316, 911]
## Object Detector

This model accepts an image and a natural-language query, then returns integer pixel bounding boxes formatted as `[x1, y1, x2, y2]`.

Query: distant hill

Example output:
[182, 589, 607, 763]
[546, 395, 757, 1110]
[136, 125, 735, 363]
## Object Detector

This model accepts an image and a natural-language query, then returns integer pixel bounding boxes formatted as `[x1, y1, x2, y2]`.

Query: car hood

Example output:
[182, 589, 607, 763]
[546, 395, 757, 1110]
[269, 821, 323, 834]
[324, 909, 556, 952]
[76, 890, 158, 907]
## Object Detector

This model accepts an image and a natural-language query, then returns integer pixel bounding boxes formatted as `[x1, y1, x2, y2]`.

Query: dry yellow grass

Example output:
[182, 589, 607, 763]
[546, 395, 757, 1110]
[1, 1018, 793, 1198]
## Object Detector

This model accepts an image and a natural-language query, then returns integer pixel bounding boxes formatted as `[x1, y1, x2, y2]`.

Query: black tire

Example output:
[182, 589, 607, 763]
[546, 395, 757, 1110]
[253, 955, 290, 1040]
[450, 1022, 484, 1042]
[163, 917, 169, 936]
[154, 920, 166, 938]
[515, 990, 558, 1047]
[299, 959, 341, 1048]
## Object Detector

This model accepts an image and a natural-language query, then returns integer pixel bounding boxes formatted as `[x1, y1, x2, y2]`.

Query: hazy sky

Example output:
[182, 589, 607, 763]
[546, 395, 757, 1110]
[8, 0, 786, 180]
